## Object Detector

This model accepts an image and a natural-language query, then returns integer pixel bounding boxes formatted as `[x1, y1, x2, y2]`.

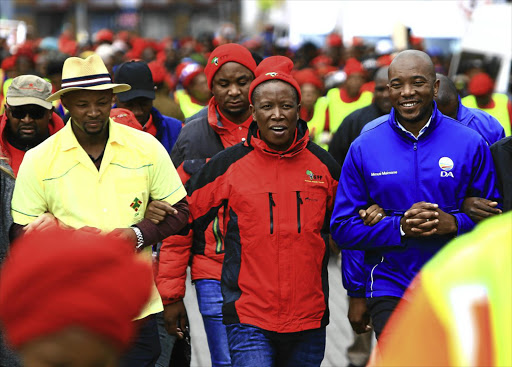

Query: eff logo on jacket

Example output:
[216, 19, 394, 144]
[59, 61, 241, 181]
[439, 157, 454, 178]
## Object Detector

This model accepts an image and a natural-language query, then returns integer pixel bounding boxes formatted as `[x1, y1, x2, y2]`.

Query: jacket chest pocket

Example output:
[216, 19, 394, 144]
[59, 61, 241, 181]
[300, 189, 328, 233]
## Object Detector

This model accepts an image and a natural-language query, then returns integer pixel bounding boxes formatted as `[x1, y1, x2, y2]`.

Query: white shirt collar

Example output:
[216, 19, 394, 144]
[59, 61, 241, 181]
[395, 115, 432, 140]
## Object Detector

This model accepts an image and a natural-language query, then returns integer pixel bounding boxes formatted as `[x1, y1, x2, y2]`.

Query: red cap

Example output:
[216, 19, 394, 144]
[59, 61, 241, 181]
[249, 56, 301, 104]
[468, 72, 494, 96]
[1, 56, 17, 71]
[110, 108, 143, 131]
[95, 29, 114, 44]
[344, 57, 364, 76]
[0, 227, 152, 351]
[175, 62, 204, 88]
[326, 33, 343, 47]
[293, 68, 323, 90]
[204, 43, 257, 90]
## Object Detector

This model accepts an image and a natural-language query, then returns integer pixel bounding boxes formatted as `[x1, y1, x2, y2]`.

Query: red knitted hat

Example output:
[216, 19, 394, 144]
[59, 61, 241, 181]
[249, 56, 301, 104]
[468, 72, 494, 96]
[344, 57, 365, 76]
[0, 227, 152, 351]
[204, 43, 257, 90]
[175, 62, 204, 88]
[293, 68, 323, 90]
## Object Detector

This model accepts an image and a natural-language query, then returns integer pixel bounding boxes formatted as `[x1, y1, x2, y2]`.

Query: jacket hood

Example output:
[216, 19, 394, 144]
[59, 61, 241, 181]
[246, 118, 309, 158]
[0, 111, 65, 158]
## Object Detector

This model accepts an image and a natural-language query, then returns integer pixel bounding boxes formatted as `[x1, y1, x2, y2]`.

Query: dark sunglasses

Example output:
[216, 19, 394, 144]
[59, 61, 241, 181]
[9, 106, 48, 120]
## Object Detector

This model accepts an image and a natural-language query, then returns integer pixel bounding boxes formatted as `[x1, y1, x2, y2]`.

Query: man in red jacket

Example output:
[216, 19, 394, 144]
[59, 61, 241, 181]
[155, 43, 257, 367]
[182, 56, 340, 366]
[0, 75, 64, 176]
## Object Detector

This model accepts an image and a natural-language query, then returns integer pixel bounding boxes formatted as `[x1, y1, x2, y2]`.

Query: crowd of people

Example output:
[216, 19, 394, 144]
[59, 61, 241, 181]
[0, 25, 510, 367]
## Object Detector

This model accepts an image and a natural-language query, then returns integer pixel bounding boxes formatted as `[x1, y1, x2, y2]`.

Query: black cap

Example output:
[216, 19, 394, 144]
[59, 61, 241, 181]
[114, 61, 155, 102]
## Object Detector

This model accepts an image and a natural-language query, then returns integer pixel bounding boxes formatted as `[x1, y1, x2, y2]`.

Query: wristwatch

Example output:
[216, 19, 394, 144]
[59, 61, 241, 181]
[132, 226, 144, 251]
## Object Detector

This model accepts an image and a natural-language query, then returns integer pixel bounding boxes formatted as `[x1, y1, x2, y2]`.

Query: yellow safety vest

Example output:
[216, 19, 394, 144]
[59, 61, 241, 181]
[175, 89, 204, 119]
[462, 93, 511, 136]
[306, 96, 329, 149]
[326, 88, 373, 134]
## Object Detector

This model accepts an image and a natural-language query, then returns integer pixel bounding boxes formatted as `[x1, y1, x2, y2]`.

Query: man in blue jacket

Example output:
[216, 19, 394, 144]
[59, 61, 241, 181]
[114, 60, 182, 155]
[330, 50, 501, 340]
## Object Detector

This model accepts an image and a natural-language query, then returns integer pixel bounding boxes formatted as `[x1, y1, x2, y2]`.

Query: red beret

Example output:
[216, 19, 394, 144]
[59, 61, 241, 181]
[110, 108, 143, 131]
[148, 60, 168, 85]
[326, 33, 343, 48]
[175, 62, 204, 88]
[249, 56, 301, 104]
[377, 54, 394, 67]
[0, 227, 152, 351]
[1, 56, 17, 71]
[293, 68, 323, 90]
[204, 43, 257, 90]
[95, 29, 114, 44]
[468, 72, 494, 96]
[344, 57, 365, 76]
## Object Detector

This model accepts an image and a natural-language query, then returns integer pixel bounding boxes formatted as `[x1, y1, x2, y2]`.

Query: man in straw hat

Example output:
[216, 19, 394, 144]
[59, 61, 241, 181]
[10, 54, 190, 367]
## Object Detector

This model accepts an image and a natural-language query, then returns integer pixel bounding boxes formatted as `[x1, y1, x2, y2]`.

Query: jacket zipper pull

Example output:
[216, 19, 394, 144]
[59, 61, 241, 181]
[296, 191, 303, 233]
[269, 193, 276, 234]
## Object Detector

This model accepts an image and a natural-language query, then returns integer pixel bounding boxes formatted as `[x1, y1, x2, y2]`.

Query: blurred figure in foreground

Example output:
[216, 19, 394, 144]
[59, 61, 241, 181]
[369, 213, 512, 367]
[0, 227, 153, 367]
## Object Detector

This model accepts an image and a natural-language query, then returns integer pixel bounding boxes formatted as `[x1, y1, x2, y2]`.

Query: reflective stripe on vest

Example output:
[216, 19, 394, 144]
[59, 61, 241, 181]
[462, 93, 511, 136]
[326, 88, 373, 134]
[175, 89, 204, 119]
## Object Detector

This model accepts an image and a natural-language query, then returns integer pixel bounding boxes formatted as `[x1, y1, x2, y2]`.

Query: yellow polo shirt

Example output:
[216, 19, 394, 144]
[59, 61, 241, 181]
[12, 119, 187, 319]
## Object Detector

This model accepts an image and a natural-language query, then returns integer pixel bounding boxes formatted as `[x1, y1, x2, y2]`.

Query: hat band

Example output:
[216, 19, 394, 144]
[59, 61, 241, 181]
[61, 73, 112, 88]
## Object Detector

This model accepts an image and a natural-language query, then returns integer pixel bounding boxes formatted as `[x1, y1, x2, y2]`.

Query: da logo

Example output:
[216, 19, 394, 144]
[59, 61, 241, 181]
[211, 56, 219, 66]
[265, 72, 278, 77]
[439, 157, 454, 178]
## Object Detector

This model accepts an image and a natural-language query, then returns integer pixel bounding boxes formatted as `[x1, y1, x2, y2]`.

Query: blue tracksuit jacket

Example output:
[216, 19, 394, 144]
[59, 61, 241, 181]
[331, 103, 501, 298]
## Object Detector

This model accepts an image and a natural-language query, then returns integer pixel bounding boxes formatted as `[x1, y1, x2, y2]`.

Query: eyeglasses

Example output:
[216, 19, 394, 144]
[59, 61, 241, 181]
[9, 106, 48, 120]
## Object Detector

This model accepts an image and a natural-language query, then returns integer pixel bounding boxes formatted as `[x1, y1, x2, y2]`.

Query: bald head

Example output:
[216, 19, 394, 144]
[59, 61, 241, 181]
[435, 74, 459, 119]
[389, 50, 436, 82]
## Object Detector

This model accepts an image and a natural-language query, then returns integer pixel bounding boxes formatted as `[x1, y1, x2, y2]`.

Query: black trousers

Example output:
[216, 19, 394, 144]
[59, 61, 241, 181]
[120, 314, 161, 367]
[366, 296, 401, 340]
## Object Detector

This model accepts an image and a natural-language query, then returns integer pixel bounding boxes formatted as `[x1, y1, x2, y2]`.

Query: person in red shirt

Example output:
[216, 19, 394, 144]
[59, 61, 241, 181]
[0, 75, 64, 176]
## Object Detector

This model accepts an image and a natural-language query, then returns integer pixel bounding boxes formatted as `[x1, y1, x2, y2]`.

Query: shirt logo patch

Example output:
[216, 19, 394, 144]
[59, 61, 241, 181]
[130, 197, 142, 212]
[439, 157, 454, 178]
[305, 169, 323, 183]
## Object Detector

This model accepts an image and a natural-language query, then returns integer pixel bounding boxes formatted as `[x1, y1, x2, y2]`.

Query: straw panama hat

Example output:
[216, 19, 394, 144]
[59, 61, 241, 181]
[47, 54, 131, 102]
